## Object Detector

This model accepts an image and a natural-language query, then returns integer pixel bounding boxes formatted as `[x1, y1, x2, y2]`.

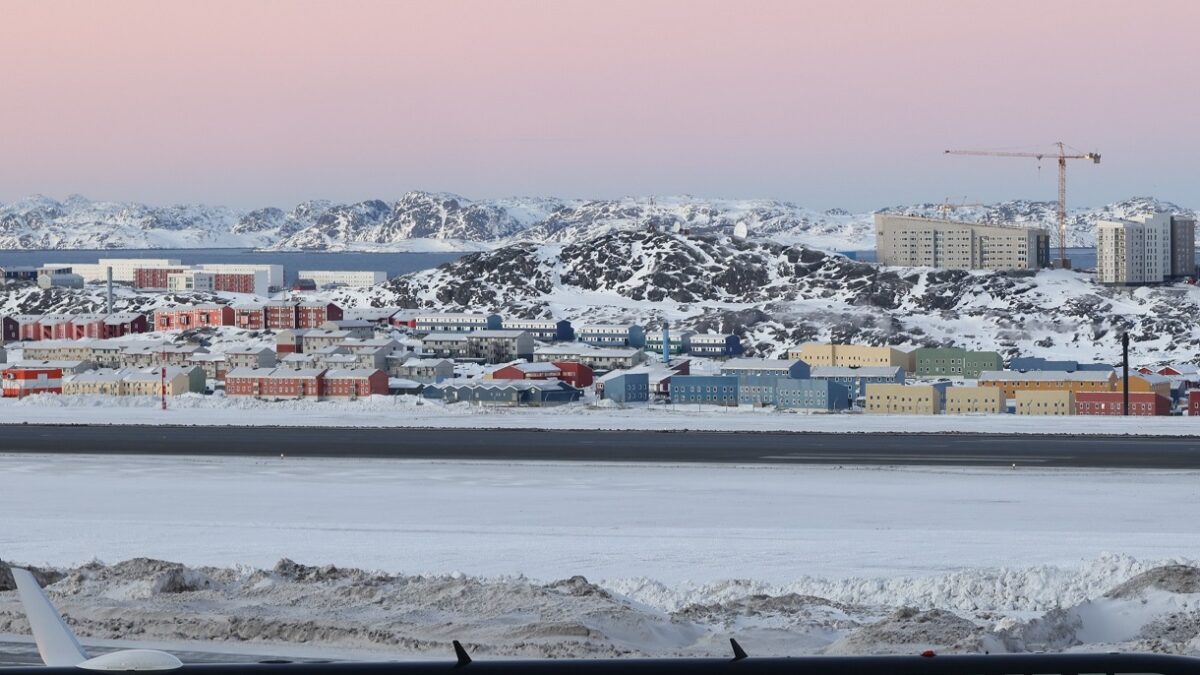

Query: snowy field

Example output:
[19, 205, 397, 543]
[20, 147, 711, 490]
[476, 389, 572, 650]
[2, 394, 1200, 435]
[3, 455, 1200, 657]
[3, 454, 1198, 584]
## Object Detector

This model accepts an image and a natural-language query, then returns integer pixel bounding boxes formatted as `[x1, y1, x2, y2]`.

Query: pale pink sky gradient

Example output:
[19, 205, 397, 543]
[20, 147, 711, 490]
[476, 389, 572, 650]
[0, 0, 1197, 210]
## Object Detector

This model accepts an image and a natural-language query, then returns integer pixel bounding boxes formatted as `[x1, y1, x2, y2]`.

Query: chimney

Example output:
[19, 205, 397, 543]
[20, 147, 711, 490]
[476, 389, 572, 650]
[662, 320, 671, 365]
[106, 266, 114, 315]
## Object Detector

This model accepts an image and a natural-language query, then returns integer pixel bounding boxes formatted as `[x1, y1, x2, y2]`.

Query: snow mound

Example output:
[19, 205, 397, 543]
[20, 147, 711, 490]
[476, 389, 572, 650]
[1106, 565, 1200, 599]
[823, 607, 987, 655]
[5, 556, 1200, 657]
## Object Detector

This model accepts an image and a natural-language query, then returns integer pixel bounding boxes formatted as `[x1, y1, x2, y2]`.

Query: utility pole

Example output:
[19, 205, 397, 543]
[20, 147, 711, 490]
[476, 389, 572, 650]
[1121, 332, 1129, 416]
[161, 365, 167, 411]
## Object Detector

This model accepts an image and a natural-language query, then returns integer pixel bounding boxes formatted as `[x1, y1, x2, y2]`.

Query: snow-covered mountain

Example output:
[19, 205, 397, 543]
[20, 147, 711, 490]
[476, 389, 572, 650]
[0, 193, 1190, 252]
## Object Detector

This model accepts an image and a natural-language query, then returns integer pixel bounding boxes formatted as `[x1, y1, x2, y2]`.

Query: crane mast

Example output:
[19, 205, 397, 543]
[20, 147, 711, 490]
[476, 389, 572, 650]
[944, 142, 1100, 269]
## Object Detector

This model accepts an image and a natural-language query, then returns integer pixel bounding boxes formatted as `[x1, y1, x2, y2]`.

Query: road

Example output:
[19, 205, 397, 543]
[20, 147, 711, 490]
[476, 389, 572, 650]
[1, 424, 1199, 468]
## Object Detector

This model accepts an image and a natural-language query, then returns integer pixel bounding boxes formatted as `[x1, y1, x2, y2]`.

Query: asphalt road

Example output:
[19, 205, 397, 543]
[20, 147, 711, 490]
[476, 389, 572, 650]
[1, 424, 1199, 468]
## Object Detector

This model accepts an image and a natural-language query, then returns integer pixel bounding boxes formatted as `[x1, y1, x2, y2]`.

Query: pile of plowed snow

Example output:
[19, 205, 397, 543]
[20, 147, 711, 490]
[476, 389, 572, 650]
[3, 558, 1200, 658]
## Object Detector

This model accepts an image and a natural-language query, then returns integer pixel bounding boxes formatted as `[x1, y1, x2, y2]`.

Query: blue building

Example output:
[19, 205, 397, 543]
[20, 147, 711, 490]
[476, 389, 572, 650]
[422, 379, 581, 406]
[687, 334, 744, 357]
[808, 365, 905, 401]
[598, 371, 650, 403]
[1009, 357, 1113, 372]
[645, 330, 694, 356]
[670, 374, 739, 406]
[576, 324, 646, 349]
[720, 359, 811, 406]
[500, 319, 574, 341]
[775, 378, 850, 411]
[720, 358, 810, 379]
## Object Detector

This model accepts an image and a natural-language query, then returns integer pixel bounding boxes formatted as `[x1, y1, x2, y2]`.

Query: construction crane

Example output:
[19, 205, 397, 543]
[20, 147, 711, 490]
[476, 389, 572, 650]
[944, 142, 1100, 269]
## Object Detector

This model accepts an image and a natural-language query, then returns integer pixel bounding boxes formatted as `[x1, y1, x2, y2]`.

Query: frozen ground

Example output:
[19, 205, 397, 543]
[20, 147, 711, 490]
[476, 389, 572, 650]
[1, 455, 1199, 657]
[0, 393, 1199, 435]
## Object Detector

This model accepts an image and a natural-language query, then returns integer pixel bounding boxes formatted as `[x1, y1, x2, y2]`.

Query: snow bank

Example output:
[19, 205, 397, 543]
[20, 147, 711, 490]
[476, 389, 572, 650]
[3, 557, 1200, 658]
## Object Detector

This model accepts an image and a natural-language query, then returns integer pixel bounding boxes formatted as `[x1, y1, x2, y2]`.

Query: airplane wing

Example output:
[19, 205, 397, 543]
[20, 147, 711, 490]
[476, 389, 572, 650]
[10, 567, 89, 667]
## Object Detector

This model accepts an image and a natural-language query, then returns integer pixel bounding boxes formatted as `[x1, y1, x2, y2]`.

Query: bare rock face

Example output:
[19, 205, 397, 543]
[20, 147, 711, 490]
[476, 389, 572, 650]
[0, 559, 65, 592]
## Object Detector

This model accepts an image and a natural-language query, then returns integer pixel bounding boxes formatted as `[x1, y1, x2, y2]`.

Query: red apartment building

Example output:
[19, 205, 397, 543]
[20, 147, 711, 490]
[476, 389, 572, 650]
[491, 361, 593, 388]
[321, 369, 388, 398]
[133, 267, 189, 289]
[1075, 391, 1172, 416]
[233, 305, 266, 330]
[225, 368, 324, 399]
[155, 305, 235, 330]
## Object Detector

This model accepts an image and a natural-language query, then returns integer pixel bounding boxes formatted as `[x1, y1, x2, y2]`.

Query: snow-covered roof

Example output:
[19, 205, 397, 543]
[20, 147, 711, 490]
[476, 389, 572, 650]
[1133, 373, 1171, 385]
[280, 354, 315, 363]
[64, 370, 127, 383]
[422, 333, 471, 342]
[468, 330, 528, 338]
[225, 347, 272, 355]
[415, 312, 497, 320]
[430, 378, 557, 391]
[103, 312, 143, 324]
[326, 319, 373, 328]
[534, 344, 640, 357]
[397, 357, 453, 368]
[577, 324, 638, 333]
[388, 377, 422, 388]
[158, 303, 227, 311]
[980, 370, 1115, 382]
[231, 302, 264, 310]
[810, 366, 904, 378]
[499, 362, 561, 374]
[122, 344, 206, 355]
[123, 367, 198, 383]
[302, 329, 351, 339]
[324, 368, 382, 379]
[226, 367, 324, 379]
[721, 358, 801, 371]
[9, 360, 91, 369]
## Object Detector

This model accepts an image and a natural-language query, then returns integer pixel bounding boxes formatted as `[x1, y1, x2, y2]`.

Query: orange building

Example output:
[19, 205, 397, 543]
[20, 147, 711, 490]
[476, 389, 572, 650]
[978, 370, 1117, 400]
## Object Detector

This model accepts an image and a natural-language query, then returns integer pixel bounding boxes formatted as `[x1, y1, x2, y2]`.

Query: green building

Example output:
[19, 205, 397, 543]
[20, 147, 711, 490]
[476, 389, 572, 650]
[914, 347, 1003, 379]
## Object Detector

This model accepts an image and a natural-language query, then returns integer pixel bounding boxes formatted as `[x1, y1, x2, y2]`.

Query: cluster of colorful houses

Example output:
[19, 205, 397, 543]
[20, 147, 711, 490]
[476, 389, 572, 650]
[2, 306, 1199, 416]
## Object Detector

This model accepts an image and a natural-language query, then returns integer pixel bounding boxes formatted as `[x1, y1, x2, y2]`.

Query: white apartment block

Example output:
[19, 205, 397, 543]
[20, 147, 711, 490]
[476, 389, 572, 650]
[297, 270, 388, 288]
[45, 258, 183, 283]
[197, 264, 284, 289]
[874, 215, 1050, 271]
[1096, 213, 1189, 286]
[167, 270, 216, 293]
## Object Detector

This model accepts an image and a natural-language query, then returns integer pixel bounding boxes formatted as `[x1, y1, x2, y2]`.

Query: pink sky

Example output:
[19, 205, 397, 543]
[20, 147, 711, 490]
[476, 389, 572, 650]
[0, 0, 1197, 210]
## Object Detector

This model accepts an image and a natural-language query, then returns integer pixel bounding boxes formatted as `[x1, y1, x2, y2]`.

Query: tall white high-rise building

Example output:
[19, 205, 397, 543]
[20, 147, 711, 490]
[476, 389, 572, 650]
[1096, 213, 1181, 285]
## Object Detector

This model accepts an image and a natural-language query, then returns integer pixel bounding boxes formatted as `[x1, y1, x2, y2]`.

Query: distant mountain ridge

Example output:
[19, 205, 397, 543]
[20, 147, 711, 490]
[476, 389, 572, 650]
[0, 192, 1191, 252]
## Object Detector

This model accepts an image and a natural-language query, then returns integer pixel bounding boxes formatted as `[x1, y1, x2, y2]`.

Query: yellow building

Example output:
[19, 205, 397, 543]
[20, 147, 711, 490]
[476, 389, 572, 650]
[61, 367, 204, 397]
[1015, 389, 1075, 415]
[1125, 374, 1171, 399]
[978, 370, 1116, 400]
[945, 386, 1005, 415]
[865, 383, 943, 415]
[789, 343, 914, 373]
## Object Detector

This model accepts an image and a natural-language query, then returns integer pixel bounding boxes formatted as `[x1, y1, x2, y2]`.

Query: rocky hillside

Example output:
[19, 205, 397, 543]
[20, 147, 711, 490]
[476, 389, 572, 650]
[5, 226, 1199, 366]
[0, 193, 1189, 252]
[368, 229, 1200, 366]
